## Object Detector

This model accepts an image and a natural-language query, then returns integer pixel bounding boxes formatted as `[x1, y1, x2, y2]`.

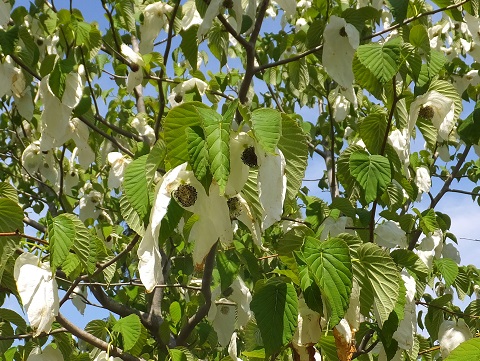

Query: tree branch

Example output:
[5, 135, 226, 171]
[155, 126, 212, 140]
[0, 328, 67, 341]
[176, 242, 217, 346]
[154, 0, 180, 138]
[56, 313, 144, 361]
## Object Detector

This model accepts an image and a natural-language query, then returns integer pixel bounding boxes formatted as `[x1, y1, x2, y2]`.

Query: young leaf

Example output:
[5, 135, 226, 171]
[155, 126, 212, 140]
[112, 314, 142, 351]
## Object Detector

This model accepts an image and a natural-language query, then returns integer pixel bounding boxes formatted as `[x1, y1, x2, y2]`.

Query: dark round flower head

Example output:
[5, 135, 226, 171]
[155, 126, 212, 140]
[241, 146, 258, 168]
[418, 105, 435, 120]
[174, 94, 183, 103]
[173, 184, 198, 207]
[223, 0, 233, 8]
[227, 197, 242, 219]
[339, 26, 347, 37]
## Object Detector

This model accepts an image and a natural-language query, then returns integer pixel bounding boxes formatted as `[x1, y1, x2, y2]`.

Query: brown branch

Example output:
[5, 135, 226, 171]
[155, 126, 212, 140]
[416, 299, 480, 319]
[94, 114, 143, 142]
[56, 313, 143, 361]
[176, 242, 217, 345]
[23, 217, 47, 233]
[308, 141, 327, 159]
[0, 231, 48, 246]
[0, 327, 67, 341]
[325, 85, 338, 200]
[254, 44, 323, 74]
[154, 0, 180, 138]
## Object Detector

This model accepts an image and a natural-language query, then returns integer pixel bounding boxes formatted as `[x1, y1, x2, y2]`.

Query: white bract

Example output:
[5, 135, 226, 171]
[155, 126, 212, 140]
[409, 91, 455, 141]
[393, 272, 417, 350]
[131, 114, 156, 146]
[415, 166, 431, 195]
[442, 242, 461, 264]
[121, 44, 145, 93]
[320, 216, 354, 240]
[71, 285, 87, 315]
[323, 16, 359, 88]
[79, 183, 103, 222]
[27, 345, 64, 361]
[181, 0, 203, 30]
[293, 297, 322, 346]
[39, 66, 85, 151]
[375, 221, 407, 249]
[0, 56, 33, 120]
[345, 280, 361, 332]
[168, 78, 208, 108]
[21, 141, 59, 187]
[439, 319, 472, 358]
[14, 253, 59, 336]
[226, 131, 286, 231]
[139, 2, 174, 54]
[107, 152, 131, 189]
[229, 195, 262, 246]
[388, 128, 409, 164]
[417, 229, 443, 269]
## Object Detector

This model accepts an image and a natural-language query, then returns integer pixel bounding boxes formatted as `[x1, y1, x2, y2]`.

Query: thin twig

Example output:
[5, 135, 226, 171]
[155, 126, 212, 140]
[0, 231, 48, 246]
[0, 328, 67, 341]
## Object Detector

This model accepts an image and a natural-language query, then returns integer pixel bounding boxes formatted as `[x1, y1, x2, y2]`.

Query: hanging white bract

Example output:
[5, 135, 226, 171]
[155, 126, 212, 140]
[14, 253, 59, 336]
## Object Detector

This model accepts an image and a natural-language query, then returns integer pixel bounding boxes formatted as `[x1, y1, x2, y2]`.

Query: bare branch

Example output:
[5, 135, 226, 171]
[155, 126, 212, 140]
[176, 242, 217, 345]
[0, 328, 67, 341]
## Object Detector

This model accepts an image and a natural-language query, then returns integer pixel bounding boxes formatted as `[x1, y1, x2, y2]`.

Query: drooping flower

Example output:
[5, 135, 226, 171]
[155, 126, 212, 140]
[375, 221, 407, 249]
[439, 319, 472, 358]
[0, 56, 33, 120]
[27, 344, 64, 361]
[417, 229, 443, 269]
[409, 91, 456, 142]
[131, 114, 156, 146]
[71, 285, 87, 315]
[228, 194, 262, 246]
[107, 152, 131, 189]
[226, 131, 287, 231]
[21, 142, 59, 188]
[209, 297, 237, 347]
[345, 280, 361, 332]
[168, 78, 208, 108]
[323, 16, 359, 89]
[320, 216, 354, 240]
[388, 128, 409, 163]
[14, 253, 59, 336]
[292, 297, 322, 346]
[39, 66, 85, 151]
[415, 166, 431, 195]
[228, 332, 243, 361]
[393, 271, 417, 350]
[138, 163, 232, 291]
[442, 242, 461, 264]
[121, 44, 145, 93]
[181, 0, 203, 30]
[139, 2, 174, 54]
[79, 183, 103, 222]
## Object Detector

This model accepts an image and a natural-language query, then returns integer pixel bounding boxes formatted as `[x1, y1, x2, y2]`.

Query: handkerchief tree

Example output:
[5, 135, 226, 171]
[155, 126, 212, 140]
[2, 0, 480, 360]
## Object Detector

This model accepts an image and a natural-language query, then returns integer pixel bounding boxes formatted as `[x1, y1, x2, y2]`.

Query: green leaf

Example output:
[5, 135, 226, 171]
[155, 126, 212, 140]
[145, 140, 166, 189]
[434, 258, 459, 287]
[251, 108, 282, 154]
[115, 0, 136, 34]
[0, 199, 24, 282]
[353, 54, 383, 99]
[349, 151, 391, 203]
[159, 199, 184, 244]
[250, 278, 298, 356]
[303, 237, 352, 325]
[0, 309, 27, 333]
[85, 319, 108, 340]
[356, 39, 402, 83]
[288, 58, 309, 92]
[417, 117, 438, 150]
[445, 338, 480, 361]
[425, 294, 452, 340]
[123, 155, 149, 221]
[330, 197, 356, 219]
[277, 114, 308, 201]
[458, 101, 480, 145]
[390, 249, 429, 279]
[48, 214, 76, 270]
[208, 22, 228, 66]
[464, 300, 480, 330]
[62, 214, 97, 274]
[180, 26, 199, 71]
[112, 314, 142, 351]
[164, 101, 207, 167]
[318, 335, 342, 361]
[0, 26, 19, 55]
[356, 243, 400, 324]
[386, 0, 408, 23]
[409, 25, 430, 55]
[71, 21, 91, 46]
[119, 195, 145, 237]
[0, 183, 18, 203]
[185, 126, 209, 186]
[53, 330, 74, 359]
[198, 107, 230, 194]
[359, 113, 387, 154]
[217, 251, 239, 293]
